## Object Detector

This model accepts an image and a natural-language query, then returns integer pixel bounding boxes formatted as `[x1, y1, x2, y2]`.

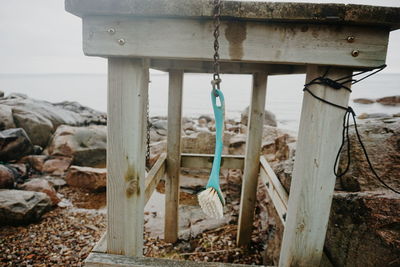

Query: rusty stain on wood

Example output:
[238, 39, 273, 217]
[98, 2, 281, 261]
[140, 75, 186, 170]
[225, 21, 246, 60]
[125, 164, 140, 197]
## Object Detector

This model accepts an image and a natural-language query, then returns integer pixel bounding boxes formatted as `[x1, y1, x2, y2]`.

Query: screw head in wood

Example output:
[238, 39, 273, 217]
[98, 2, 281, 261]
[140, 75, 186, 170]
[351, 50, 359, 57]
[347, 36, 355, 43]
[107, 28, 116, 34]
[118, 38, 125, 45]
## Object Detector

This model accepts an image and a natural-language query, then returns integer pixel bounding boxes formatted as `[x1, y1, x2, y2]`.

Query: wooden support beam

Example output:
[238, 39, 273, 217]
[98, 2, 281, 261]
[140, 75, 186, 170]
[82, 17, 389, 68]
[279, 65, 352, 267]
[106, 58, 149, 256]
[237, 73, 267, 246]
[259, 157, 288, 225]
[164, 70, 184, 243]
[85, 252, 272, 267]
[150, 59, 306, 75]
[181, 153, 245, 169]
[145, 153, 167, 205]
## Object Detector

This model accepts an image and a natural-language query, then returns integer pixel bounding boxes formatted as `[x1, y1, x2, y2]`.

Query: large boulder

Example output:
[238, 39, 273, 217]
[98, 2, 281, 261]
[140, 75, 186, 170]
[19, 178, 60, 205]
[241, 106, 277, 127]
[65, 166, 106, 192]
[53, 101, 107, 125]
[337, 118, 400, 192]
[42, 157, 72, 176]
[47, 125, 106, 167]
[0, 94, 106, 147]
[0, 165, 15, 189]
[0, 128, 33, 161]
[325, 191, 400, 267]
[0, 189, 52, 225]
[0, 105, 15, 130]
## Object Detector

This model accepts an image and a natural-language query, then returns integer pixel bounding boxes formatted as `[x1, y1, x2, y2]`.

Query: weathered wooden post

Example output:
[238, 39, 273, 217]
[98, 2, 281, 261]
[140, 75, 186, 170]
[165, 70, 184, 243]
[107, 58, 149, 256]
[237, 73, 267, 246]
[279, 65, 353, 266]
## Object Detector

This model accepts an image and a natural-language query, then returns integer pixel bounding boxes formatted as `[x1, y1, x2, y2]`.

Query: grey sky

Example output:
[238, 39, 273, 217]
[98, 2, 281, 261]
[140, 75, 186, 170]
[1, 0, 399, 74]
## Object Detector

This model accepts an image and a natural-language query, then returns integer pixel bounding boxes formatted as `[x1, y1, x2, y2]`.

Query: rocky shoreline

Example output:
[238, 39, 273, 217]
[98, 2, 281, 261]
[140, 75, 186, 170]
[1, 92, 399, 266]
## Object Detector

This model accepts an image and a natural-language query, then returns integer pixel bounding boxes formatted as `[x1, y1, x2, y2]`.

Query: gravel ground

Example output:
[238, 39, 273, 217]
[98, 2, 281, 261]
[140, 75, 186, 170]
[1, 186, 265, 266]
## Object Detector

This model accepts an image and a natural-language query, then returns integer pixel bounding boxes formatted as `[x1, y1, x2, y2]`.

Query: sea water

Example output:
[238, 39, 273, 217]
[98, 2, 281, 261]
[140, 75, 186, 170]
[0, 72, 399, 132]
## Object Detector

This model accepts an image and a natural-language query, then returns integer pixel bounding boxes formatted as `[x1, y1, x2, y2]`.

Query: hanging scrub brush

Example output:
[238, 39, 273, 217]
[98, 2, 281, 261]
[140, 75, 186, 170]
[198, 88, 225, 218]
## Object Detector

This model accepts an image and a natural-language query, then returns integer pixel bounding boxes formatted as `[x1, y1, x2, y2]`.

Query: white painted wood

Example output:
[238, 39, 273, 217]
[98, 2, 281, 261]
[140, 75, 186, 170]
[106, 58, 149, 256]
[237, 73, 267, 246]
[83, 17, 388, 68]
[181, 153, 245, 169]
[145, 153, 166, 205]
[164, 70, 184, 243]
[279, 65, 352, 267]
[150, 59, 306, 75]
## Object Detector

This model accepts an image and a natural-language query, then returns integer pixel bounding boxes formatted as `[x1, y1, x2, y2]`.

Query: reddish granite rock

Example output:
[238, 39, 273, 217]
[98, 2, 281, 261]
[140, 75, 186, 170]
[353, 98, 375, 104]
[20, 155, 48, 172]
[0, 165, 15, 189]
[325, 191, 400, 267]
[47, 125, 106, 168]
[337, 118, 400, 192]
[19, 178, 60, 205]
[42, 157, 72, 176]
[65, 166, 106, 192]
[376, 95, 400, 106]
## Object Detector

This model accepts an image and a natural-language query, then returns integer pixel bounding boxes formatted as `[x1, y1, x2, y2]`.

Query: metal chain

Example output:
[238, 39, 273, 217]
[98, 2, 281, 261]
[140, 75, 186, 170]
[146, 94, 151, 168]
[212, 0, 222, 91]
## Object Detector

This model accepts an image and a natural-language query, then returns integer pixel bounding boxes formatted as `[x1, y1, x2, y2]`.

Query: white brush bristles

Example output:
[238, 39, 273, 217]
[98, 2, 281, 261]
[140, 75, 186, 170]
[198, 187, 224, 219]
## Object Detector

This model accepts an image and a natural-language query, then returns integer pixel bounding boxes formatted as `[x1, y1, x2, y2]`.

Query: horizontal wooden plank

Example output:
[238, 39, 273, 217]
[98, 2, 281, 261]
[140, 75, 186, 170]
[66, 0, 400, 30]
[85, 252, 271, 267]
[150, 59, 306, 75]
[145, 153, 167, 205]
[82, 16, 388, 68]
[181, 153, 244, 169]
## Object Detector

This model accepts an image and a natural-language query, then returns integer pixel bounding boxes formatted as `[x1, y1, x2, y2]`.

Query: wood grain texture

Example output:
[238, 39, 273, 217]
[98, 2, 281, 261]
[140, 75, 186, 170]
[279, 65, 352, 267]
[164, 70, 184, 243]
[150, 59, 306, 75]
[106, 58, 149, 256]
[82, 16, 389, 68]
[66, 0, 400, 30]
[237, 73, 267, 246]
[85, 252, 272, 267]
[181, 153, 244, 169]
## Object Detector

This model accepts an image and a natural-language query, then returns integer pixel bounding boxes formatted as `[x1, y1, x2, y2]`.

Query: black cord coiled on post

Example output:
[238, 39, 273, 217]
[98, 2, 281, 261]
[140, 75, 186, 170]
[303, 64, 400, 195]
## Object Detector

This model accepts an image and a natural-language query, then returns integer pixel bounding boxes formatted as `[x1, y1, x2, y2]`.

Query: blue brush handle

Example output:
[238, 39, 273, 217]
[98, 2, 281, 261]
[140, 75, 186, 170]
[206, 89, 225, 199]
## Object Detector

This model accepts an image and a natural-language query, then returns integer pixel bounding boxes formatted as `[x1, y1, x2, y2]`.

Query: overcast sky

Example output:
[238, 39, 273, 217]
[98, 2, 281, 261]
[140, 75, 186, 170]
[0, 0, 399, 74]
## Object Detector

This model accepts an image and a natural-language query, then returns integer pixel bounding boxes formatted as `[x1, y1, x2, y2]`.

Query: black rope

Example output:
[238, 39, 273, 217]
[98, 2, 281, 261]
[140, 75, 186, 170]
[303, 64, 400, 195]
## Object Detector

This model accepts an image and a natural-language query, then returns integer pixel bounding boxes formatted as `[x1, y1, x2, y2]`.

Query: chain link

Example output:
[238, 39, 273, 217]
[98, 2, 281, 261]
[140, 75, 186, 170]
[212, 0, 222, 91]
[146, 94, 151, 168]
